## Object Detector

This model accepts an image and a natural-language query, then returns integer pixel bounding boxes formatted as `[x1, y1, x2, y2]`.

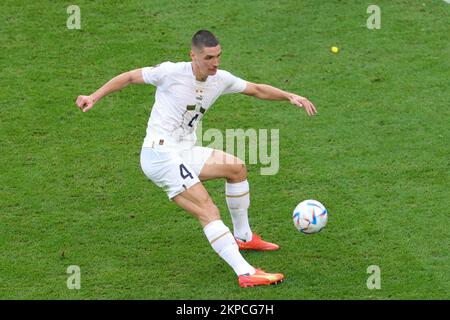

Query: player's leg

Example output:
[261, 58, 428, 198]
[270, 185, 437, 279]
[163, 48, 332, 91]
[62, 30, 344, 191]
[197, 149, 279, 251]
[198, 149, 247, 183]
[198, 150, 252, 241]
[141, 147, 282, 286]
[171, 179, 219, 227]
[172, 182, 255, 277]
[172, 183, 283, 287]
[180, 148, 252, 241]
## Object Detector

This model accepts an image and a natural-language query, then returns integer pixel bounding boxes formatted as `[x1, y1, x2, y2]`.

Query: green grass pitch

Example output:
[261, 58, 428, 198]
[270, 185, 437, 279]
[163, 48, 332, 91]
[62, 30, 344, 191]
[0, 0, 449, 299]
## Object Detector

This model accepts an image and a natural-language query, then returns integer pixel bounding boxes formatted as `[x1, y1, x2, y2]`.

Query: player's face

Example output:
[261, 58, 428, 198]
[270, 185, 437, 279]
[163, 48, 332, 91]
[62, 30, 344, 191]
[191, 45, 221, 77]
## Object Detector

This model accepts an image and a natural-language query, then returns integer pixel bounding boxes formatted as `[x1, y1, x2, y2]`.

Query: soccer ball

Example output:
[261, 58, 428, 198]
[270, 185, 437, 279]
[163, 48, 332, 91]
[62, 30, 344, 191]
[292, 200, 328, 234]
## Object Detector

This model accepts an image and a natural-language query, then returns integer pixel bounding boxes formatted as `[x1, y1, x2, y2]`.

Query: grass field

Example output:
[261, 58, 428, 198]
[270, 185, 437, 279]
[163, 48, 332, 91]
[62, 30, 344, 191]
[0, 0, 449, 300]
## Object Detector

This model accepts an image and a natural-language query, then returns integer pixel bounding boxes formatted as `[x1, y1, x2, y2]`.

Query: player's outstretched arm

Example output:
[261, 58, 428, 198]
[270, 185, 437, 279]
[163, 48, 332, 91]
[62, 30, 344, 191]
[242, 82, 317, 116]
[76, 68, 145, 112]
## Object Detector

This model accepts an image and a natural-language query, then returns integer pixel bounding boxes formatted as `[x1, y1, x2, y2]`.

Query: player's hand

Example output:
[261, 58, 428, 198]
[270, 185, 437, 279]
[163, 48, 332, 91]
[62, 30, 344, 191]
[75, 95, 95, 112]
[288, 94, 317, 116]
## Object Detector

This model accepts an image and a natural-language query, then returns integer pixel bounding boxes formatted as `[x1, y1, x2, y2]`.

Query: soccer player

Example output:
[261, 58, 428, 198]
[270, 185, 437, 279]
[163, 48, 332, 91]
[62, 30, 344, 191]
[76, 30, 317, 287]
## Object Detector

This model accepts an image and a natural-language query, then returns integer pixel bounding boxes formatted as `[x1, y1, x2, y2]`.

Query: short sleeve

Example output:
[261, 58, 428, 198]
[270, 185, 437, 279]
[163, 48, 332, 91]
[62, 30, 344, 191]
[221, 70, 247, 94]
[141, 62, 170, 86]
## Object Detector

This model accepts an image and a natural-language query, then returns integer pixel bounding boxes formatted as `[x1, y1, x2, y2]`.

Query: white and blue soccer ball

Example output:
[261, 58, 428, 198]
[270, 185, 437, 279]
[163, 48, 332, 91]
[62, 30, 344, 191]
[292, 199, 328, 234]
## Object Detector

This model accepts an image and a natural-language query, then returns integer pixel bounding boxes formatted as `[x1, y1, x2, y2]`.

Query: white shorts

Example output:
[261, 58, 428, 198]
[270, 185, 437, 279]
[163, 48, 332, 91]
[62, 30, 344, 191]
[140, 145, 214, 199]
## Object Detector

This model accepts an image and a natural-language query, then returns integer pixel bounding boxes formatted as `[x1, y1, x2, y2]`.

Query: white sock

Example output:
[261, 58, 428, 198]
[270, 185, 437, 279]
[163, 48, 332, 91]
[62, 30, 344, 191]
[203, 220, 255, 276]
[226, 180, 252, 242]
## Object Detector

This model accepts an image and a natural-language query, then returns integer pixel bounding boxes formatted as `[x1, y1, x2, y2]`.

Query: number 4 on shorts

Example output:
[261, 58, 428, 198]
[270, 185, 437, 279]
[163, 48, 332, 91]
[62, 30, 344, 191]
[179, 164, 193, 180]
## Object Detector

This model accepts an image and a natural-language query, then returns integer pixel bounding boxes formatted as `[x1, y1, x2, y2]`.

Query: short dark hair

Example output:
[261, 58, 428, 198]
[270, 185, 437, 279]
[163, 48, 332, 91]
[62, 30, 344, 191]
[191, 30, 219, 50]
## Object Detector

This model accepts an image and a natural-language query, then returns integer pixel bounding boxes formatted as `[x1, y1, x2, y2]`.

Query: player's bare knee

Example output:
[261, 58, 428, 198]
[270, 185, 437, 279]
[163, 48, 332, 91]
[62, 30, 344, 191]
[206, 201, 220, 216]
[201, 201, 221, 222]
[196, 195, 218, 213]
[229, 161, 247, 182]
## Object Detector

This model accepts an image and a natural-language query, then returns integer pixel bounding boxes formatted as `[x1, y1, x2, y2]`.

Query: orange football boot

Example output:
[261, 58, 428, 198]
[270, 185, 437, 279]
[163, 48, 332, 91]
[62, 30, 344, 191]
[235, 233, 280, 251]
[238, 268, 284, 288]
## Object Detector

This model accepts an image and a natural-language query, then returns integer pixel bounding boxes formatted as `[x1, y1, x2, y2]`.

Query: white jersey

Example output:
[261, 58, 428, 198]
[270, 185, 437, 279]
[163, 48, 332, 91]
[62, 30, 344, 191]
[141, 61, 247, 149]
